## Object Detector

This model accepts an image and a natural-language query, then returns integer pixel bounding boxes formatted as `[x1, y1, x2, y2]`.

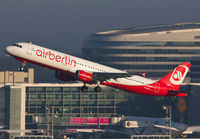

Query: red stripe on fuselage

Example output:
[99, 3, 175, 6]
[101, 82, 187, 97]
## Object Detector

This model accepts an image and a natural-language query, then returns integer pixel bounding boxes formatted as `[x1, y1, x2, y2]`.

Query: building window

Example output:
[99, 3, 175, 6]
[195, 36, 200, 39]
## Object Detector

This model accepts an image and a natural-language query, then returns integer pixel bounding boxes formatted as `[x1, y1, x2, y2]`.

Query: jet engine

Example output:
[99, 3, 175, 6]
[75, 70, 94, 83]
[55, 71, 75, 81]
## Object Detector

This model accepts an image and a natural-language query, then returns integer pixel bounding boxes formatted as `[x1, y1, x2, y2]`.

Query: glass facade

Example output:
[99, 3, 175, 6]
[130, 135, 171, 139]
[24, 85, 180, 136]
[13, 136, 53, 139]
[82, 23, 200, 81]
[26, 86, 125, 118]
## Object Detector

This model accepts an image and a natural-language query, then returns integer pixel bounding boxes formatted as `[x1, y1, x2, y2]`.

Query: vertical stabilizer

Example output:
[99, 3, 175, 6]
[157, 62, 191, 90]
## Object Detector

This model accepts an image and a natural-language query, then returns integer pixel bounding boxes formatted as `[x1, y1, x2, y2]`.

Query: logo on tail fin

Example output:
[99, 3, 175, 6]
[170, 65, 189, 85]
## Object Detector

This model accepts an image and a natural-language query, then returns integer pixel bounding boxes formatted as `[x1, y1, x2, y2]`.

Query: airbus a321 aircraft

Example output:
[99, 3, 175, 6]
[6, 42, 191, 97]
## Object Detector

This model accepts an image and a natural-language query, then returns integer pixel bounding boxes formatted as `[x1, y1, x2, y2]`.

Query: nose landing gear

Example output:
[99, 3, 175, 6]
[18, 62, 27, 71]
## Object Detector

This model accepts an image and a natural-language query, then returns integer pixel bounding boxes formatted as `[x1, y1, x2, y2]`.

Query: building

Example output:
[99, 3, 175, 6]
[82, 22, 200, 81]
[0, 83, 182, 139]
[0, 68, 34, 84]
[24, 83, 173, 138]
[186, 83, 200, 125]
[0, 85, 26, 139]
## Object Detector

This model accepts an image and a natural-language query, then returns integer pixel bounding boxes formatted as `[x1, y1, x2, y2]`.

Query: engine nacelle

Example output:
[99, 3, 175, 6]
[55, 71, 75, 81]
[75, 70, 94, 83]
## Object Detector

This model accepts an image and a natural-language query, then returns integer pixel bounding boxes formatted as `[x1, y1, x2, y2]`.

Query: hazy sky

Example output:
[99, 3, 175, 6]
[0, 0, 200, 55]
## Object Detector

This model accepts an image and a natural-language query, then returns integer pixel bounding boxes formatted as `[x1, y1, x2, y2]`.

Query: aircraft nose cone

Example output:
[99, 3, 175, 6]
[6, 46, 14, 54]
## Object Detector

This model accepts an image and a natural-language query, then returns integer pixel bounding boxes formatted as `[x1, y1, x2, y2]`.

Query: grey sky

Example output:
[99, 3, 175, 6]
[0, 0, 200, 55]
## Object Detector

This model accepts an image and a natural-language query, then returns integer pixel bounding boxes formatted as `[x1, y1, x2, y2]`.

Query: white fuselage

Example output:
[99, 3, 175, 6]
[7, 42, 155, 86]
[6, 42, 190, 97]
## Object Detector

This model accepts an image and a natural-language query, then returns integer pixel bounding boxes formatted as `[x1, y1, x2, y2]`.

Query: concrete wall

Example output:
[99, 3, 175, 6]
[9, 86, 25, 138]
[0, 68, 34, 84]
[0, 86, 7, 139]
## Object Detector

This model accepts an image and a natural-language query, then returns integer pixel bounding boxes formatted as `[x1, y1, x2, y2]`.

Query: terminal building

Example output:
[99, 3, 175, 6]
[1, 83, 180, 139]
[82, 22, 200, 82]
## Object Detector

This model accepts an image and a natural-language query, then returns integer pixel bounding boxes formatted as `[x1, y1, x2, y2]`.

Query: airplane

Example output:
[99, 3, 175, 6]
[66, 116, 200, 138]
[123, 116, 200, 137]
[6, 42, 191, 97]
[0, 124, 40, 133]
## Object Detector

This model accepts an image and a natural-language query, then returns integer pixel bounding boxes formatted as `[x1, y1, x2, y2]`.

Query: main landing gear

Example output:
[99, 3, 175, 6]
[18, 62, 26, 71]
[95, 81, 102, 92]
[81, 83, 88, 92]
[81, 83, 102, 92]
[94, 85, 102, 92]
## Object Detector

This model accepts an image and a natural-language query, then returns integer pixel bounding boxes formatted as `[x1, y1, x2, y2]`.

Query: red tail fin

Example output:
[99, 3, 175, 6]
[157, 62, 191, 90]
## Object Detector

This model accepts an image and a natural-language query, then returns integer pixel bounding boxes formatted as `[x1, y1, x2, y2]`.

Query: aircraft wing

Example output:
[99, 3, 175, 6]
[153, 124, 180, 131]
[67, 128, 105, 133]
[0, 130, 32, 133]
[182, 126, 200, 134]
[67, 128, 129, 135]
[0, 129, 43, 133]
[92, 72, 143, 81]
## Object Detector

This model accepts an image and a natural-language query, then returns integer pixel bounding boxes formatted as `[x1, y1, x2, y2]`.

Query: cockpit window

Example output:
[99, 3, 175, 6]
[13, 44, 22, 48]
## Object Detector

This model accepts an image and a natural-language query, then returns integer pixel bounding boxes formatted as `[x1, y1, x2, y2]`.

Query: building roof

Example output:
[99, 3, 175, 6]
[95, 22, 200, 36]
[1, 82, 108, 88]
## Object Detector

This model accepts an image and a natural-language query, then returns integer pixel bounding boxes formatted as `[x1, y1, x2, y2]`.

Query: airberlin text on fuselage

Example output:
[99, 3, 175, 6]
[36, 49, 76, 67]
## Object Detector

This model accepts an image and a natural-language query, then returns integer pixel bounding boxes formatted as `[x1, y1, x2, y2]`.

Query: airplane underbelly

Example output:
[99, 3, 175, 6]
[101, 81, 168, 96]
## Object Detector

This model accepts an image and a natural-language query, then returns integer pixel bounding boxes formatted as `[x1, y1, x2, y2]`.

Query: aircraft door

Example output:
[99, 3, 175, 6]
[154, 83, 160, 93]
[27, 45, 32, 55]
